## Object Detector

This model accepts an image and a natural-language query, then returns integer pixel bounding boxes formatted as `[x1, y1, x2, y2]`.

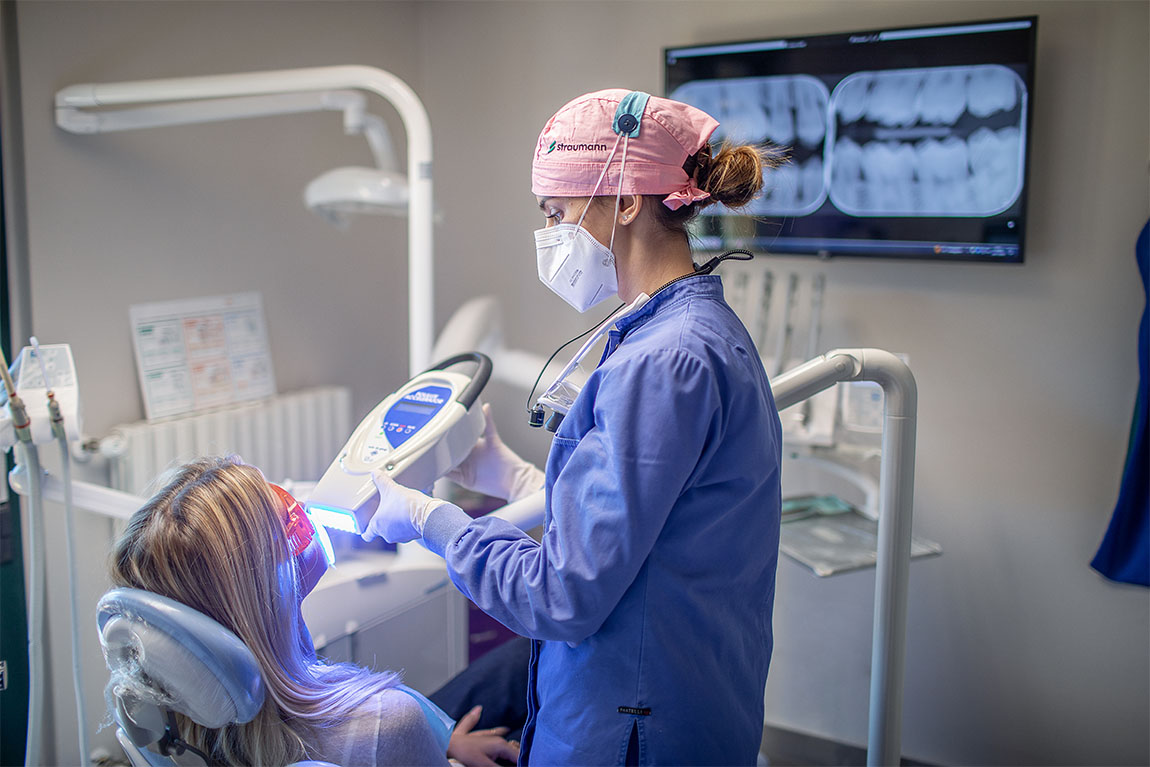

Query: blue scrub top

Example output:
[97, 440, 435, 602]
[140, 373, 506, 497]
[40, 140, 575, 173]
[424, 275, 782, 765]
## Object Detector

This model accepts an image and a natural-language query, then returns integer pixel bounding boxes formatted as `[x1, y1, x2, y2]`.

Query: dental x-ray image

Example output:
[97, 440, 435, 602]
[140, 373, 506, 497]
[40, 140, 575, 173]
[829, 65, 1026, 217]
[670, 76, 829, 216]
[664, 17, 1036, 262]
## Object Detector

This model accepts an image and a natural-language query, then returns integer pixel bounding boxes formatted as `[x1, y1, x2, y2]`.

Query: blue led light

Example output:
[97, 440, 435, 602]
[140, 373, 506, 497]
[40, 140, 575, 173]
[307, 504, 359, 534]
[307, 515, 337, 566]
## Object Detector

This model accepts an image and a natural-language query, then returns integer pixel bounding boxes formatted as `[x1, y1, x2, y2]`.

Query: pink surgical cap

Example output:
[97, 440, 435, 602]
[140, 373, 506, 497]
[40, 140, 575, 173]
[531, 89, 720, 210]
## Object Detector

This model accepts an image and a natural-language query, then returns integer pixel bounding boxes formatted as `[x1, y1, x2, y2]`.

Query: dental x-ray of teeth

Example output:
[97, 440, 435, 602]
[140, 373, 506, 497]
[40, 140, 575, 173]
[671, 76, 829, 216]
[672, 64, 1026, 219]
[664, 17, 1037, 262]
[829, 66, 1026, 217]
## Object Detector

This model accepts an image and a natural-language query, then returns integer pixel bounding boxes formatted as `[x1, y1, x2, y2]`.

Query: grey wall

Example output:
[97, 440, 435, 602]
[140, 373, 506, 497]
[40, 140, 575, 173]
[10, 1, 1149, 765]
[14, 2, 423, 763]
[418, 2, 1149, 765]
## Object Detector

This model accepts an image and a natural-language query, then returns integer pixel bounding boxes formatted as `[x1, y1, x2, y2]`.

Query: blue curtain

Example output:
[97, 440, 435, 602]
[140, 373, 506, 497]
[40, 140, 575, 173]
[1091, 221, 1149, 586]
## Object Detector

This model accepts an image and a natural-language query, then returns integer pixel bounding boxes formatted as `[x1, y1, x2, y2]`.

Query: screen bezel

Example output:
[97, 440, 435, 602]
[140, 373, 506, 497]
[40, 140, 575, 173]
[663, 15, 1038, 264]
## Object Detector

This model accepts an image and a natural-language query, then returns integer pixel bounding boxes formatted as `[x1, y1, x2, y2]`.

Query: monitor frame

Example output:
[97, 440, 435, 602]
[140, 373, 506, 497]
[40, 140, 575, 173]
[663, 15, 1039, 264]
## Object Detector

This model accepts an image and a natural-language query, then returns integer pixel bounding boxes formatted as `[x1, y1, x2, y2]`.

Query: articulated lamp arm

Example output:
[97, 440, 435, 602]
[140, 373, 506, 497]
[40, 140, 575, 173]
[55, 65, 434, 376]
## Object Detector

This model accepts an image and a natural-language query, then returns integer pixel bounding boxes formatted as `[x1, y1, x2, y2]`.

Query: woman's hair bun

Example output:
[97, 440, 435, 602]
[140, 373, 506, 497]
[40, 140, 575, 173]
[694, 142, 786, 209]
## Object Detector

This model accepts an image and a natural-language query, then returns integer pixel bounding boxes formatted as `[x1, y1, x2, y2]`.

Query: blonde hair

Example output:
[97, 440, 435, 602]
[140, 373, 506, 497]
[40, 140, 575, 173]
[110, 456, 401, 766]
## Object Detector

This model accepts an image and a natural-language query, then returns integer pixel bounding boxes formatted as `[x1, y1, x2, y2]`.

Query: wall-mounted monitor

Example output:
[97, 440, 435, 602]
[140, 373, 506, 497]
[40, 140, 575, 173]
[665, 17, 1037, 263]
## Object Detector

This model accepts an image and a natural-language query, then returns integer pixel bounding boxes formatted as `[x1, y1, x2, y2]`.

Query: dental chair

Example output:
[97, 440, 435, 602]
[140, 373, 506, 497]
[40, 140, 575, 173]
[97, 588, 336, 767]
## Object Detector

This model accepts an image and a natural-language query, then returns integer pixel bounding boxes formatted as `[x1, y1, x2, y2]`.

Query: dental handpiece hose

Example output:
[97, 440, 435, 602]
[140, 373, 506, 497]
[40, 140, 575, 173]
[0, 345, 45, 767]
[17, 442, 45, 767]
[50, 393, 92, 764]
[0, 343, 19, 399]
[0, 353, 30, 441]
[30, 334, 93, 764]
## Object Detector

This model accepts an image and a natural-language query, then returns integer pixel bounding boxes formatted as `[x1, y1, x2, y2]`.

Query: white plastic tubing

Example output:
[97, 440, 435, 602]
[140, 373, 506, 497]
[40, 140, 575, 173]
[17, 443, 44, 767]
[771, 349, 918, 767]
[58, 438, 92, 763]
[56, 66, 434, 376]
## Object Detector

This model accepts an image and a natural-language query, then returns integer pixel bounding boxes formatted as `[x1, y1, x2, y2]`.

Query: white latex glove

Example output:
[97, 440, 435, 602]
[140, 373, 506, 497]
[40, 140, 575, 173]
[447, 403, 544, 502]
[360, 469, 450, 544]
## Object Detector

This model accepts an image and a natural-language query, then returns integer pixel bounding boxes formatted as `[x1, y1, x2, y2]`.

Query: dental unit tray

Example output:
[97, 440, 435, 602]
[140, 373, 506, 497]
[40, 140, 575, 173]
[779, 494, 941, 577]
[307, 352, 491, 535]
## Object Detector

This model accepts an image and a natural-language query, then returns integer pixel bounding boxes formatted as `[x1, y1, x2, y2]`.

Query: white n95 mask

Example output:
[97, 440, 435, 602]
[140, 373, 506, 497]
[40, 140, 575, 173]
[535, 223, 619, 313]
[535, 129, 633, 313]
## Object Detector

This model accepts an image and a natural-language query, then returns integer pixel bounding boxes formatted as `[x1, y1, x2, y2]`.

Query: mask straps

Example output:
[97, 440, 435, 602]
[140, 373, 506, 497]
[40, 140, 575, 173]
[608, 137, 629, 253]
[605, 92, 646, 250]
[575, 133, 623, 231]
[574, 91, 650, 240]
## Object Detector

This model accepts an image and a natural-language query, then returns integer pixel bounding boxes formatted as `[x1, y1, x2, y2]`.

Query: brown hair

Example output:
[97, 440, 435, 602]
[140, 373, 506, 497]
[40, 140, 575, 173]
[110, 456, 400, 766]
[651, 141, 786, 236]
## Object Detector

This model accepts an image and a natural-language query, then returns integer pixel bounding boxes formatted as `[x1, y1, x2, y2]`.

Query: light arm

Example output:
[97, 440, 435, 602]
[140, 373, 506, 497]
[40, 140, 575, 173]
[359, 113, 398, 173]
[55, 90, 366, 135]
[56, 65, 433, 375]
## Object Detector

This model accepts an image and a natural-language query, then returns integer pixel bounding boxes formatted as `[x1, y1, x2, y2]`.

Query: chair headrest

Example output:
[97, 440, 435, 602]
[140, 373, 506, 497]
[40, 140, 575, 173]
[98, 587, 266, 744]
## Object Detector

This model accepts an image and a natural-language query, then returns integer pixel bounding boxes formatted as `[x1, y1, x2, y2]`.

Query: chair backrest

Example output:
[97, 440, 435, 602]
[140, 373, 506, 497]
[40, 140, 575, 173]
[97, 588, 266, 766]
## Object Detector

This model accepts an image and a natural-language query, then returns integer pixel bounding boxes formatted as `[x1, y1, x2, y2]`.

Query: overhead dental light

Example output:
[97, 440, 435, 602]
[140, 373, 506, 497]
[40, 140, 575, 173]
[55, 66, 435, 375]
[306, 166, 409, 225]
[304, 111, 409, 225]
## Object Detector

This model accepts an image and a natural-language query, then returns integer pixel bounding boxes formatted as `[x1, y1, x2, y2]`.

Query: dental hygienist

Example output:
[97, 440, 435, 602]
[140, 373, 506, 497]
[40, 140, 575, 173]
[363, 89, 783, 765]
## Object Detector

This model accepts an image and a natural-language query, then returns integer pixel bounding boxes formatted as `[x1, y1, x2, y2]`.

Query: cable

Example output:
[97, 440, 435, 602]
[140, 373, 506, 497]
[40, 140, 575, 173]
[524, 250, 755, 427]
[19, 441, 44, 767]
[29, 336, 92, 763]
[159, 711, 216, 765]
[0, 343, 45, 767]
[525, 302, 623, 424]
[0, 343, 18, 398]
[648, 248, 755, 297]
[696, 248, 754, 272]
[57, 424, 92, 764]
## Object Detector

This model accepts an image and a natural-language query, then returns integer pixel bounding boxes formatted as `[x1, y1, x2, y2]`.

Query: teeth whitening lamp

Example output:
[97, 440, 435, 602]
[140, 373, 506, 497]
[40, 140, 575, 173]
[306, 352, 491, 535]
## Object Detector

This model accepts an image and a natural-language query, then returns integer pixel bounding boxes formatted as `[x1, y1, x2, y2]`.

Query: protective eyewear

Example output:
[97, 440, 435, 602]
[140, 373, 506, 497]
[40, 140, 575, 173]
[270, 482, 334, 599]
[269, 483, 316, 557]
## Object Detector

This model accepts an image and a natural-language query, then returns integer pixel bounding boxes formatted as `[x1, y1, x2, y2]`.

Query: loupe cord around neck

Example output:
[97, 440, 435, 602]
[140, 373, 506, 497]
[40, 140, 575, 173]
[648, 248, 755, 297]
[526, 250, 755, 426]
[526, 302, 624, 421]
[697, 248, 755, 272]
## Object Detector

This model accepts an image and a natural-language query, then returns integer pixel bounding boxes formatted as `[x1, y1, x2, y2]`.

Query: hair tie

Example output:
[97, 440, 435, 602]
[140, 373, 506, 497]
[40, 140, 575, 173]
[663, 182, 711, 211]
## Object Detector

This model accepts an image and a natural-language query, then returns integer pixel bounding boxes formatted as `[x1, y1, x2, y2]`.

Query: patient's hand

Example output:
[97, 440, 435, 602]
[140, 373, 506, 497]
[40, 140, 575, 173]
[446, 705, 520, 767]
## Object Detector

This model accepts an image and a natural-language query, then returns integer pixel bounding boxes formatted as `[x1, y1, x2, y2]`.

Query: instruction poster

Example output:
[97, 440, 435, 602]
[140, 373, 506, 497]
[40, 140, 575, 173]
[130, 292, 276, 420]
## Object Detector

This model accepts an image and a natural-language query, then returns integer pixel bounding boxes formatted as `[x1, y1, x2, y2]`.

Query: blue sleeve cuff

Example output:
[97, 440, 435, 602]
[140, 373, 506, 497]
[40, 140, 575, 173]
[421, 503, 474, 557]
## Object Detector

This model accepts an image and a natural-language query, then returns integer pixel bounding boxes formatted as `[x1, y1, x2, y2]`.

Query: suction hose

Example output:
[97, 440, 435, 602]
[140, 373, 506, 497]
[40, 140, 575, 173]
[59, 436, 92, 763]
[18, 442, 44, 767]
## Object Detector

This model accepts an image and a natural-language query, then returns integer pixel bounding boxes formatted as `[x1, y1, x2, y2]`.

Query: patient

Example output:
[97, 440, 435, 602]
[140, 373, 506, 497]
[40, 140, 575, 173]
[109, 455, 519, 767]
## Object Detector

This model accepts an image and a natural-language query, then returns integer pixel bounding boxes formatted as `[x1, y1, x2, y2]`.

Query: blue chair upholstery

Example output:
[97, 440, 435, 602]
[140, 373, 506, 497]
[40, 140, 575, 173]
[98, 588, 265, 766]
[98, 587, 340, 767]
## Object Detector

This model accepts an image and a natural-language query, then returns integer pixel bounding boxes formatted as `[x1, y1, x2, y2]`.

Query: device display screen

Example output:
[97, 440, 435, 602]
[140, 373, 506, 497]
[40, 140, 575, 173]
[392, 400, 438, 415]
[382, 386, 451, 448]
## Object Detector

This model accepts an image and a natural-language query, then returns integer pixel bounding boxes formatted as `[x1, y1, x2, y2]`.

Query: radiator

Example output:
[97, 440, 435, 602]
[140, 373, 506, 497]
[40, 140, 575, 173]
[106, 387, 352, 495]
